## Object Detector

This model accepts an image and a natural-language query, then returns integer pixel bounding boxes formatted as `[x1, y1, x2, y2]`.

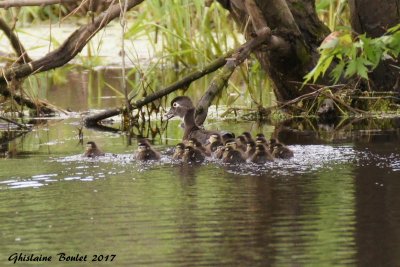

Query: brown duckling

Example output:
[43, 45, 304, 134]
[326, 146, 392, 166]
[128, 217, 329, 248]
[172, 143, 185, 160]
[135, 140, 161, 161]
[222, 146, 246, 164]
[205, 134, 223, 155]
[213, 145, 225, 159]
[250, 144, 274, 164]
[221, 132, 235, 144]
[272, 143, 294, 159]
[188, 138, 210, 157]
[235, 135, 247, 152]
[242, 131, 254, 143]
[83, 141, 105, 157]
[245, 141, 256, 159]
[182, 146, 205, 163]
[255, 136, 269, 151]
[164, 96, 219, 145]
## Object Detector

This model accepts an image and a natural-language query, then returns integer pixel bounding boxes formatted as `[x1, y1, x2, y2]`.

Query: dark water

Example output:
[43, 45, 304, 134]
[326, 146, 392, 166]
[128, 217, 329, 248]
[1, 116, 400, 266]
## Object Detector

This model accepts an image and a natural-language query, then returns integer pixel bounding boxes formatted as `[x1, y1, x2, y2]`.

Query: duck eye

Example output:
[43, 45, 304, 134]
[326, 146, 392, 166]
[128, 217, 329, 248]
[173, 102, 179, 108]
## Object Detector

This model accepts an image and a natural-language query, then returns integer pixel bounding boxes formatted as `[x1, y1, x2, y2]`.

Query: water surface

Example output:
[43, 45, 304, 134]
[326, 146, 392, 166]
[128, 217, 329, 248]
[1, 117, 400, 266]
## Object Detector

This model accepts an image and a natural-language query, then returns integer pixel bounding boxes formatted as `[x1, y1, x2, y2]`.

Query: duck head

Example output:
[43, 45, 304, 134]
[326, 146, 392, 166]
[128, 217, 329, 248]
[175, 143, 185, 153]
[86, 141, 97, 150]
[164, 96, 195, 120]
[137, 138, 151, 151]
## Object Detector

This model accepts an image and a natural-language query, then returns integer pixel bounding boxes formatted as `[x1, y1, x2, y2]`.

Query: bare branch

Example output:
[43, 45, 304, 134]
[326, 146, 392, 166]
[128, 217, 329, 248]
[0, 0, 144, 114]
[0, 0, 77, 8]
[0, 18, 31, 63]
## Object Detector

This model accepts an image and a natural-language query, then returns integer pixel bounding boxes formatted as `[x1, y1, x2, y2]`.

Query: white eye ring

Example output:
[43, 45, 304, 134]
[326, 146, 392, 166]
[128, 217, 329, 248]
[173, 102, 180, 107]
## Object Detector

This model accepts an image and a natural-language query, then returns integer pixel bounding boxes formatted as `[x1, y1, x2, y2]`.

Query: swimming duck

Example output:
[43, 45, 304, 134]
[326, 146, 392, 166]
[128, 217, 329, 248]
[222, 146, 246, 164]
[255, 136, 269, 151]
[245, 140, 256, 159]
[182, 146, 205, 163]
[249, 144, 274, 164]
[213, 145, 225, 159]
[188, 137, 210, 157]
[83, 141, 105, 157]
[272, 143, 294, 159]
[205, 133, 223, 155]
[164, 96, 219, 145]
[242, 131, 254, 143]
[172, 143, 185, 160]
[135, 140, 161, 161]
[235, 135, 247, 152]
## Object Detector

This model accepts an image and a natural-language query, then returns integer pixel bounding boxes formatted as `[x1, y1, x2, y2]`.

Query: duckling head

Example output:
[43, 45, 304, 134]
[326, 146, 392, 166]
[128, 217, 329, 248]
[164, 96, 194, 120]
[137, 142, 150, 152]
[208, 134, 221, 144]
[175, 143, 185, 152]
[224, 139, 237, 149]
[86, 141, 97, 150]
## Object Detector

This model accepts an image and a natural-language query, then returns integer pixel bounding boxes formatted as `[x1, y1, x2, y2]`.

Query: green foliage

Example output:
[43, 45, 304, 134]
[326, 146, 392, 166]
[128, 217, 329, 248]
[125, 0, 239, 67]
[304, 24, 400, 85]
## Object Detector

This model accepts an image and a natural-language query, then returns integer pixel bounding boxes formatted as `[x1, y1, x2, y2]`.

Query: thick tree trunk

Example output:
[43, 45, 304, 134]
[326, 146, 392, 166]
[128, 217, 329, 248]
[218, 0, 330, 102]
[348, 0, 400, 91]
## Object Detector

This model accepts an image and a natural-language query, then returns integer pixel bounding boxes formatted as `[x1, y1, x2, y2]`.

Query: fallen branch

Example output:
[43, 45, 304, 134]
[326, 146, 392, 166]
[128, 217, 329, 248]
[0, 0, 144, 114]
[0, 115, 31, 130]
[0, 18, 31, 63]
[195, 26, 272, 125]
[84, 49, 236, 126]
[0, 0, 77, 8]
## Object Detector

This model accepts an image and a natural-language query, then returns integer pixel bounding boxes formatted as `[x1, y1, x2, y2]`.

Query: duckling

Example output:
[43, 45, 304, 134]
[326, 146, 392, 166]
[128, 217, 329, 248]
[83, 141, 105, 157]
[272, 143, 294, 159]
[250, 144, 274, 164]
[221, 132, 235, 143]
[255, 133, 265, 139]
[135, 140, 160, 161]
[164, 96, 219, 145]
[213, 145, 225, 159]
[188, 138, 210, 157]
[235, 135, 247, 152]
[222, 146, 246, 164]
[242, 131, 254, 143]
[245, 141, 256, 159]
[205, 134, 223, 155]
[255, 136, 269, 151]
[182, 146, 205, 163]
[172, 143, 185, 160]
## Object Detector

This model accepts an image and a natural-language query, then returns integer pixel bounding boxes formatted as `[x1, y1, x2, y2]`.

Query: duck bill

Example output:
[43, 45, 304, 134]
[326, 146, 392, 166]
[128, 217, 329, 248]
[163, 109, 175, 120]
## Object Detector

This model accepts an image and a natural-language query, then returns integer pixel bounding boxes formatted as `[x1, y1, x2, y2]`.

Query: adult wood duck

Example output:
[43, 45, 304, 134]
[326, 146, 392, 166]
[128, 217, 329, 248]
[135, 140, 160, 161]
[164, 96, 219, 145]
[249, 144, 274, 164]
[83, 141, 105, 157]
[182, 146, 205, 164]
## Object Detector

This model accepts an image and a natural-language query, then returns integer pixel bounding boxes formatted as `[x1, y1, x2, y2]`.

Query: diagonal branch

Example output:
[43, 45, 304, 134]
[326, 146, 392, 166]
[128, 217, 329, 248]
[0, 18, 31, 63]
